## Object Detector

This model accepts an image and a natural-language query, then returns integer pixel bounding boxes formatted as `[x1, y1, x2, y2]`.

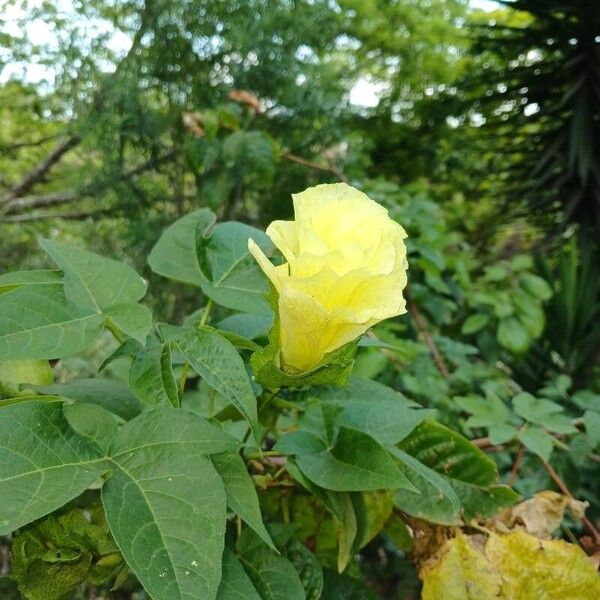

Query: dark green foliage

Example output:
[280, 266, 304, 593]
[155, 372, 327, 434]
[467, 0, 600, 230]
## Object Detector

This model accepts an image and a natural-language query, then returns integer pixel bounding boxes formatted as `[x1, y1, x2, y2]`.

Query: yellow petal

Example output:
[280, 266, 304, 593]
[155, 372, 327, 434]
[247, 238, 285, 291]
[265, 220, 298, 263]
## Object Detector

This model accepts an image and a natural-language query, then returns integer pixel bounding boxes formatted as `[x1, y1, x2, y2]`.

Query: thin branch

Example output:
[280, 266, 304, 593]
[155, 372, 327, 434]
[281, 152, 348, 182]
[407, 298, 450, 378]
[0, 149, 176, 218]
[0, 207, 114, 223]
[0, 135, 80, 205]
[1, 191, 79, 213]
[0, 133, 61, 152]
[508, 445, 525, 487]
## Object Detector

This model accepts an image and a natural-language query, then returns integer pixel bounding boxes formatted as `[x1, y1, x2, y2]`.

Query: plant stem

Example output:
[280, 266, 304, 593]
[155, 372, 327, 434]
[508, 445, 525, 487]
[245, 450, 282, 460]
[543, 460, 600, 544]
[200, 298, 213, 326]
[104, 318, 126, 344]
[406, 297, 450, 378]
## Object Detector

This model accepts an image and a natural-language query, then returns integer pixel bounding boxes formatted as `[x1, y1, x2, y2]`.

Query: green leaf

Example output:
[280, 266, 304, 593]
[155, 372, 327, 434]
[284, 538, 324, 600]
[36, 378, 142, 421]
[197, 221, 274, 314]
[104, 303, 152, 344]
[0, 270, 61, 294]
[513, 392, 557, 421]
[519, 273, 553, 301]
[312, 376, 417, 407]
[129, 341, 179, 408]
[384, 514, 413, 552]
[218, 313, 273, 340]
[515, 300, 545, 338]
[497, 317, 530, 354]
[336, 401, 433, 445]
[63, 402, 118, 454]
[148, 209, 216, 286]
[102, 407, 236, 600]
[456, 394, 511, 429]
[451, 481, 519, 520]
[212, 451, 275, 550]
[512, 393, 575, 433]
[390, 447, 461, 525]
[584, 411, 600, 448]
[334, 493, 358, 572]
[216, 548, 262, 600]
[488, 423, 519, 445]
[484, 265, 509, 282]
[398, 421, 515, 519]
[321, 569, 378, 600]
[354, 491, 394, 549]
[518, 426, 554, 462]
[40, 239, 146, 312]
[571, 390, 600, 412]
[280, 426, 416, 492]
[400, 421, 497, 486]
[218, 329, 261, 352]
[286, 459, 349, 521]
[461, 313, 490, 335]
[0, 283, 103, 360]
[238, 546, 305, 600]
[176, 326, 259, 437]
[0, 400, 107, 535]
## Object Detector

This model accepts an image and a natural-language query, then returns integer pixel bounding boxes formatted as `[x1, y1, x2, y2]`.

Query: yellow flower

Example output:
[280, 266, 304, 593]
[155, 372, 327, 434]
[248, 183, 408, 373]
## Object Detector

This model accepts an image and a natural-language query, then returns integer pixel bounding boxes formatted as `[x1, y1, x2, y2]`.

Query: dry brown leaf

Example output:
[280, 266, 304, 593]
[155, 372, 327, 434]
[491, 491, 588, 539]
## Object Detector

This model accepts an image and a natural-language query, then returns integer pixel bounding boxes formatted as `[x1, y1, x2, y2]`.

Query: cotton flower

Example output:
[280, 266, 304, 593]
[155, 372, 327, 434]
[249, 183, 408, 373]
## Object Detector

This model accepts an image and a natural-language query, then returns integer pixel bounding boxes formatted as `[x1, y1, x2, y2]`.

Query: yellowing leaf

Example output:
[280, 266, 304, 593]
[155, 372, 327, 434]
[0, 360, 53, 385]
[421, 533, 502, 600]
[421, 530, 600, 600]
[486, 531, 600, 600]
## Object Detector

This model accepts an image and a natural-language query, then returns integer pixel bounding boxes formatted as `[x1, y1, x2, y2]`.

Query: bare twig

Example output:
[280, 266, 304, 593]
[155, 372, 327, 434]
[407, 299, 450, 378]
[0, 135, 80, 205]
